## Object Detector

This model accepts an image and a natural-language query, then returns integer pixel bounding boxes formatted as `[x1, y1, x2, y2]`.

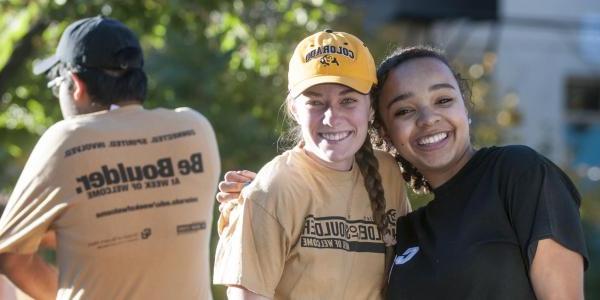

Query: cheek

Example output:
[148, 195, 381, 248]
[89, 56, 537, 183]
[294, 106, 318, 130]
[355, 109, 370, 129]
[386, 118, 411, 148]
[452, 107, 470, 132]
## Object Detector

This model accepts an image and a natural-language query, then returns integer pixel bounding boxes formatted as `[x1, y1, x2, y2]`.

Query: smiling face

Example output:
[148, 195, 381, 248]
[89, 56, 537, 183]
[291, 83, 371, 171]
[377, 57, 474, 187]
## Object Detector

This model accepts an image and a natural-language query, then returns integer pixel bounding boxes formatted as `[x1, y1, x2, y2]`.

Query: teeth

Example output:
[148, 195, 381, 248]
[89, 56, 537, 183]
[417, 132, 447, 145]
[320, 131, 351, 141]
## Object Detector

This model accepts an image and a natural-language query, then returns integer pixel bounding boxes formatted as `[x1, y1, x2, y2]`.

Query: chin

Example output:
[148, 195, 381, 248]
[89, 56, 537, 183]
[421, 156, 455, 172]
[316, 151, 351, 166]
[323, 148, 352, 160]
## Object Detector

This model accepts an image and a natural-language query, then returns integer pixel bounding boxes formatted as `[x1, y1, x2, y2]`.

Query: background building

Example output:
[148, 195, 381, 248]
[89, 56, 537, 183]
[362, 0, 600, 190]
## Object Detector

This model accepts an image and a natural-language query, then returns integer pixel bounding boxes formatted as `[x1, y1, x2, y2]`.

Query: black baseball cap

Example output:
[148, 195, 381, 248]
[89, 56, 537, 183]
[33, 16, 143, 75]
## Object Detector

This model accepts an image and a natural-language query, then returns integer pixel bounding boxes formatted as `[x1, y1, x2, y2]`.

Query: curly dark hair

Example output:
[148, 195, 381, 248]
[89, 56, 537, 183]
[371, 46, 472, 194]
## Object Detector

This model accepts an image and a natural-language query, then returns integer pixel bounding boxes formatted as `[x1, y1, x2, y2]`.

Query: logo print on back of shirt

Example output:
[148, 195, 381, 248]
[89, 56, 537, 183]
[394, 246, 419, 265]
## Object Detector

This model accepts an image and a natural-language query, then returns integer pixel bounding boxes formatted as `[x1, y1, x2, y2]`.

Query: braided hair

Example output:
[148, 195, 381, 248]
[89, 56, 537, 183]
[371, 46, 472, 194]
[354, 135, 395, 295]
[355, 138, 388, 237]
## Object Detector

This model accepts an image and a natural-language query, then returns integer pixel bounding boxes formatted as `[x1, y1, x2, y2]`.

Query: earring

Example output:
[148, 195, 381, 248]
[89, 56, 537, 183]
[468, 118, 472, 125]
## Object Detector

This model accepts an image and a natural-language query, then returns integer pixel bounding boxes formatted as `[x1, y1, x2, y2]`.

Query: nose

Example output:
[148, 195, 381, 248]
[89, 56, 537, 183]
[323, 105, 341, 127]
[416, 107, 440, 127]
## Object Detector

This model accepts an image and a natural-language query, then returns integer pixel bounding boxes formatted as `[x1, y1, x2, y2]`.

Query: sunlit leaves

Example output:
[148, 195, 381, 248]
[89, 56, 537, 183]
[205, 0, 342, 76]
[0, 101, 50, 134]
[0, 0, 341, 198]
[0, 3, 41, 67]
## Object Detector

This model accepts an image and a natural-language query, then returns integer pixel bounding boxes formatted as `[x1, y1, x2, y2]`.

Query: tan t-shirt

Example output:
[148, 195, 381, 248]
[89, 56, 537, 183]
[214, 146, 410, 300]
[0, 105, 220, 300]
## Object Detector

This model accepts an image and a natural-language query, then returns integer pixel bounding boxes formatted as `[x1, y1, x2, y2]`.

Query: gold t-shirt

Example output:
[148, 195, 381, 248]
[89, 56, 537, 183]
[0, 105, 220, 300]
[214, 146, 410, 299]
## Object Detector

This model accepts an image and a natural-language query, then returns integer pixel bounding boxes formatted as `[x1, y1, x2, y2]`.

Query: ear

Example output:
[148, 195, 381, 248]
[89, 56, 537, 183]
[69, 72, 88, 101]
[377, 124, 391, 144]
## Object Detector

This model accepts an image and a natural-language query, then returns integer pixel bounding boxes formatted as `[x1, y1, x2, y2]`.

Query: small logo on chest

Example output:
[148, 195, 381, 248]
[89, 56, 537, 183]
[394, 246, 420, 265]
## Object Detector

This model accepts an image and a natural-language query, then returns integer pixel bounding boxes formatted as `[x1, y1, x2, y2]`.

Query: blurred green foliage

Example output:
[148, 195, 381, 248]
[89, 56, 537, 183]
[0, 1, 341, 298]
[0, 0, 598, 299]
[0, 0, 342, 189]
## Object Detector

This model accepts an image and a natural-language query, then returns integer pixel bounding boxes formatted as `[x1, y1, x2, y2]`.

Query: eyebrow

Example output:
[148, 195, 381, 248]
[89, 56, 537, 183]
[386, 82, 456, 109]
[339, 88, 359, 95]
[386, 92, 413, 109]
[429, 83, 456, 91]
[303, 90, 322, 97]
[302, 87, 361, 97]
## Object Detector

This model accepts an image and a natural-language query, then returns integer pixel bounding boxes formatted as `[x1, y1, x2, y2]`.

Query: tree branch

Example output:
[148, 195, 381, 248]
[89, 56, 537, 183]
[0, 18, 50, 96]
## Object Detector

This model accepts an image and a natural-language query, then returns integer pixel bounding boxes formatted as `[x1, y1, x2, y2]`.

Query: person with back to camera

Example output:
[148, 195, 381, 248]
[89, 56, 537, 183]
[0, 16, 220, 300]
[373, 46, 588, 299]
[213, 30, 411, 300]
[217, 45, 589, 300]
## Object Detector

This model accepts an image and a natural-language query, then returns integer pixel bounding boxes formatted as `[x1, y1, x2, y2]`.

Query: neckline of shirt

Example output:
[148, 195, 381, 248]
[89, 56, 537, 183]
[69, 104, 144, 121]
[432, 147, 494, 196]
[108, 104, 144, 113]
[292, 146, 359, 185]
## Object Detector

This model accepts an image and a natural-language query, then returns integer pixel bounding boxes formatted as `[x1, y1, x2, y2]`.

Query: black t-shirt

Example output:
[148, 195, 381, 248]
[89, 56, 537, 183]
[387, 145, 589, 300]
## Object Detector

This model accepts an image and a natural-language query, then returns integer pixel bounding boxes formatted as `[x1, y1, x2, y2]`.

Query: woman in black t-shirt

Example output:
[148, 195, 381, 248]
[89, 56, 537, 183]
[372, 46, 588, 299]
[215, 45, 589, 299]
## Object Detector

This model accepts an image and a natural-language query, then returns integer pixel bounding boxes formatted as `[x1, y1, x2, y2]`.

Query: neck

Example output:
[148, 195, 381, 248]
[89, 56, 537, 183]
[423, 145, 476, 189]
[113, 100, 142, 107]
[107, 100, 142, 111]
[302, 148, 353, 171]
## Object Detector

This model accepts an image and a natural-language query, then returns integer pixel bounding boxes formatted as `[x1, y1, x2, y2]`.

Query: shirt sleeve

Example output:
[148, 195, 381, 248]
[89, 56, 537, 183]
[0, 125, 69, 254]
[505, 151, 589, 270]
[213, 194, 288, 298]
[375, 150, 412, 219]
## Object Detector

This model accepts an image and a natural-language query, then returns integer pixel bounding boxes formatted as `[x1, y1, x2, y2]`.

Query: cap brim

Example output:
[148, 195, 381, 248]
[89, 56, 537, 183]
[289, 75, 373, 98]
[33, 55, 60, 75]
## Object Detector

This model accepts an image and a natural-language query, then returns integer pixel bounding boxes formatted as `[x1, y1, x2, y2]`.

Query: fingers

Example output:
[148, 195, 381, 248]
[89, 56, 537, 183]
[223, 170, 256, 183]
[216, 170, 256, 204]
[216, 191, 240, 204]
[218, 180, 247, 194]
[238, 170, 257, 180]
[220, 170, 254, 193]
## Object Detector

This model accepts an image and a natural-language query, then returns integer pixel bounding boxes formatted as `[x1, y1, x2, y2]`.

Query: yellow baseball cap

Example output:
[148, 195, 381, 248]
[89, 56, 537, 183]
[288, 30, 377, 97]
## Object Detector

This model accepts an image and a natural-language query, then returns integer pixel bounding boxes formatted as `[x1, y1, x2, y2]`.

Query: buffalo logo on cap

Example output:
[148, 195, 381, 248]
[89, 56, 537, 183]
[319, 55, 339, 66]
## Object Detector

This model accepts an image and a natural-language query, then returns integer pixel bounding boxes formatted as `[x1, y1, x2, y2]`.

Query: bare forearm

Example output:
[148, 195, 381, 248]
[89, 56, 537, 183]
[0, 253, 57, 300]
[530, 239, 584, 300]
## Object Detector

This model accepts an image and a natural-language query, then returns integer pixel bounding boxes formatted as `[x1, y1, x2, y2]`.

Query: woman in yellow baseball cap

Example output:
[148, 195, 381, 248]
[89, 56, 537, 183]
[213, 30, 410, 299]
